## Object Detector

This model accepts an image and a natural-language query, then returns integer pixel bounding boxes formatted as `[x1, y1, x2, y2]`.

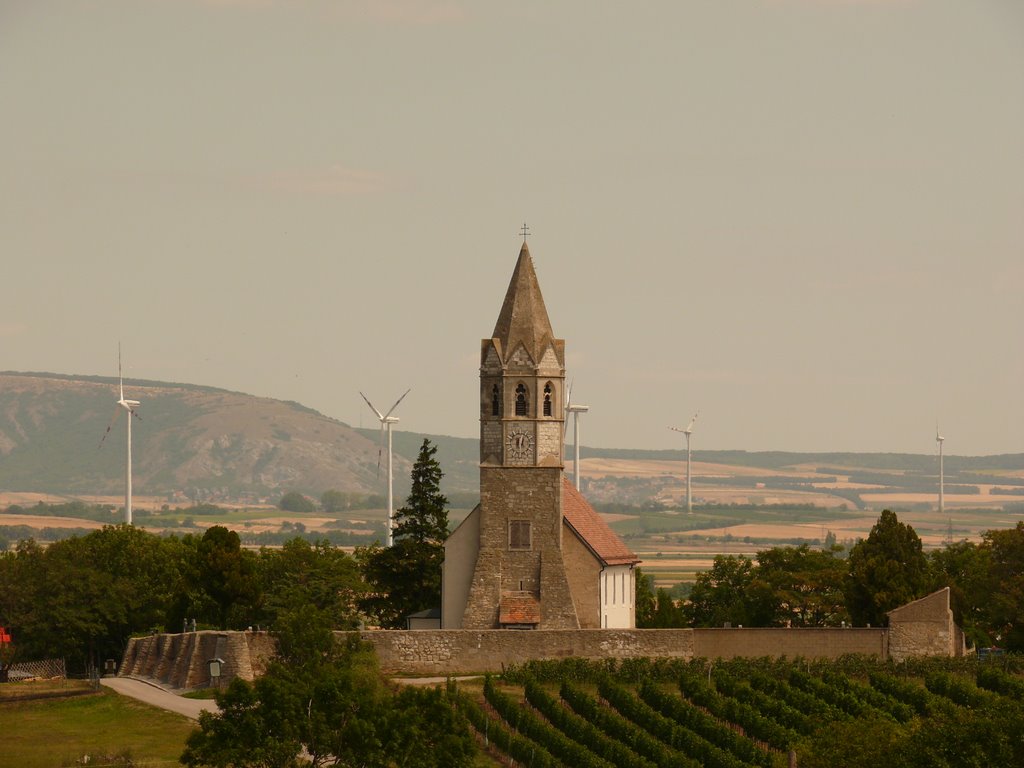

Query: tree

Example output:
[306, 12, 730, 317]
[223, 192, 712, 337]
[278, 492, 315, 514]
[320, 490, 352, 514]
[684, 555, 774, 627]
[651, 588, 687, 628]
[845, 510, 930, 627]
[980, 521, 1024, 650]
[198, 526, 259, 629]
[257, 538, 366, 630]
[359, 439, 450, 628]
[929, 540, 992, 647]
[634, 567, 658, 627]
[755, 544, 848, 627]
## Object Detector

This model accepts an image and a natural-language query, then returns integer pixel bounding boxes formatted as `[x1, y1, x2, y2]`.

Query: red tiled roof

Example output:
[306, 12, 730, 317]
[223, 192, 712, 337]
[499, 591, 541, 624]
[561, 478, 640, 566]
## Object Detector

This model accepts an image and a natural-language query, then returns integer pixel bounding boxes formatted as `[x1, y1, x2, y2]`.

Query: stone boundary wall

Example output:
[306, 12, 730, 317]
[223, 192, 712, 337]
[117, 589, 960, 681]
[361, 629, 693, 675]
[361, 627, 893, 676]
[692, 627, 887, 661]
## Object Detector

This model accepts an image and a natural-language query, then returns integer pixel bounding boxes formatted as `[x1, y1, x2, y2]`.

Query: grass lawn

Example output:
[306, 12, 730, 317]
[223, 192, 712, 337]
[0, 678, 93, 700]
[1, 687, 196, 767]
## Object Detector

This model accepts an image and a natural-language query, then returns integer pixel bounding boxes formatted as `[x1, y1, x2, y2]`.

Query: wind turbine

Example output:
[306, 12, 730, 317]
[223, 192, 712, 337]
[99, 344, 141, 524]
[669, 411, 699, 513]
[565, 385, 589, 492]
[936, 425, 945, 516]
[360, 388, 410, 547]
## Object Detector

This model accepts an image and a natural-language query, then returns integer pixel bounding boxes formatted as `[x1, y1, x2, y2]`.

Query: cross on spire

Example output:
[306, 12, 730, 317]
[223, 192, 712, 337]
[520, 222, 531, 240]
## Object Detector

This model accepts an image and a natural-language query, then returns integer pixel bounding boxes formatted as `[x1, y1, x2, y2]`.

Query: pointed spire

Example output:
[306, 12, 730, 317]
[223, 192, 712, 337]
[492, 241, 556, 362]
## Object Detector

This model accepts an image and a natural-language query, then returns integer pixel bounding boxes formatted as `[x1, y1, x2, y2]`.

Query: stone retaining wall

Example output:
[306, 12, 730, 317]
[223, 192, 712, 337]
[119, 630, 276, 690]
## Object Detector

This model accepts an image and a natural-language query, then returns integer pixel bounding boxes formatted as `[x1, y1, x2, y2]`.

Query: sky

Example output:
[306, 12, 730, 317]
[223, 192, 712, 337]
[1, 0, 1022, 456]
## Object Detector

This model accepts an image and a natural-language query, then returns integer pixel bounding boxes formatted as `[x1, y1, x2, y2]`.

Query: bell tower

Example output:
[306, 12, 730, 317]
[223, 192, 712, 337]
[461, 240, 580, 629]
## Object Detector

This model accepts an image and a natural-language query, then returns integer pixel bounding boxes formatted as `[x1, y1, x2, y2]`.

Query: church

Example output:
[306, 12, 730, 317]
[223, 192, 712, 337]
[441, 240, 640, 629]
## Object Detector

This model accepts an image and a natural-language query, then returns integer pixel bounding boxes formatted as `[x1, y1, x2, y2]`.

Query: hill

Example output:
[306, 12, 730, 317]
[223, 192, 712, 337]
[0, 372, 403, 500]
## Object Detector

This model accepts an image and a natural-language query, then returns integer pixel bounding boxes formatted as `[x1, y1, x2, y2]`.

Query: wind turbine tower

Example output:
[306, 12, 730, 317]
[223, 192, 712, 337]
[360, 389, 410, 547]
[100, 345, 141, 524]
[936, 425, 945, 516]
[566, 403, 589, 491]
[669, 411, 699, 513]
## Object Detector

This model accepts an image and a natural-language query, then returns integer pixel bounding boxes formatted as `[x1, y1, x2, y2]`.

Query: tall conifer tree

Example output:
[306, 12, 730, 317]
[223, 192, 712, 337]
[359, 439, 449, 628]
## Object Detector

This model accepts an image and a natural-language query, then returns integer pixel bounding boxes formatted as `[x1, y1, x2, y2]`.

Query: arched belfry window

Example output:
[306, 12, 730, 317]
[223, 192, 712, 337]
[491, 384, 501, 417]
[515, 383, 528, 416]
[543, 382, 553, 417]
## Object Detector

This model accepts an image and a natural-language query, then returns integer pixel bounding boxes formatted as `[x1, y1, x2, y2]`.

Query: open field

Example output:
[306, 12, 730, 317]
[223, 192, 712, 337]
[0, 686, 195, 767]
[0, 514, 105, 530]
[578, 456, 1024, 510]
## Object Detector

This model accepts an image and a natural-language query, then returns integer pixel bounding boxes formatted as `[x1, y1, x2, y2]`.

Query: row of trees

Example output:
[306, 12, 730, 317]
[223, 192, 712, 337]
[0, 440, 450, 672]
[277, 490, 386, 514]
[638, 509, 1024, 651]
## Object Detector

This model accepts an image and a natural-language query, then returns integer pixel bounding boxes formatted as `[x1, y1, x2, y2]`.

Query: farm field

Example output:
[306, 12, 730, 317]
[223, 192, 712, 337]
[453, 656, 1024, 767]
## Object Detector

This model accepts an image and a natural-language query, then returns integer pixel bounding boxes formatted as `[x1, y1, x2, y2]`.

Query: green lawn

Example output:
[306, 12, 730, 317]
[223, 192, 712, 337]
[0, 687, 196, 767]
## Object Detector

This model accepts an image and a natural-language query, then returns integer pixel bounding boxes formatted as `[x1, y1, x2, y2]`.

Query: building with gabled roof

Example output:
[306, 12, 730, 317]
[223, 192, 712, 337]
[441, 240, 640, 629]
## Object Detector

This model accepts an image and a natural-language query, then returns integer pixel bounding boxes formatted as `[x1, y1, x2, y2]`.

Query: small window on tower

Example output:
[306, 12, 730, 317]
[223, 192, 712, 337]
[543, 382, 553, 416]
[509, 520, 532, 550]
[515, 383, 528, 416]
[492, 384, 501, 416]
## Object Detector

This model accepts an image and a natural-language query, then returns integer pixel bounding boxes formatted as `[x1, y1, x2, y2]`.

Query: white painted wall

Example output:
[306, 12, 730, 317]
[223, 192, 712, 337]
[600, 565, 635, 629]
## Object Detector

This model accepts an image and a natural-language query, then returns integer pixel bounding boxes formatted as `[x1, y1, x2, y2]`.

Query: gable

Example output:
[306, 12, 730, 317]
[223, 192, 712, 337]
[537, 344, 561, 374]
[561, 479, 640, 567]
[508, 343, 534, 371]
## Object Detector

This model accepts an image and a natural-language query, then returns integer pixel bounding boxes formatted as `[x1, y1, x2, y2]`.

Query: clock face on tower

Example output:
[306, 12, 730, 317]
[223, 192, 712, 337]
[506, 425, 534, 463]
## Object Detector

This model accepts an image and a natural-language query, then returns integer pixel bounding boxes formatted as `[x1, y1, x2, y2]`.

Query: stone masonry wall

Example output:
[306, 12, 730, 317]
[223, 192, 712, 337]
[363, 627, 893, 676]
[362, 629, 694, 676]
[887, 587, 962, 662]
[119, 590, 961, 681]
[463, 466, 578, 629]
[119, 630, 276, 690]
[561, 528, 602, 628]
[692, 628, 887, 660]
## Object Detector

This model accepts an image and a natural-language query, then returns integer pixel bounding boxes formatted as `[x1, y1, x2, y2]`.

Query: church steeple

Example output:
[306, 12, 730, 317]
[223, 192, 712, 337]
[491, 242, 556, 364]
[480, 241, 566, 468]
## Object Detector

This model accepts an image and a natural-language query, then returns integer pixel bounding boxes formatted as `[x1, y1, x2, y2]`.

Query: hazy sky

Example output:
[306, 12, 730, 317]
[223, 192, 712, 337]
[2, 1, 1022, 456]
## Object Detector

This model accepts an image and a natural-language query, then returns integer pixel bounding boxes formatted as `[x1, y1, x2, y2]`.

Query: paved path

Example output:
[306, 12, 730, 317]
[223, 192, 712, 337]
[100, 677, 218, 721]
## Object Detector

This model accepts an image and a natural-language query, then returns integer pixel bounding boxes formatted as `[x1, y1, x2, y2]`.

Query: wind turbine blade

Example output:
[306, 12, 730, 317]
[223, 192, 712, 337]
[118, 342, 124, 401]
[686, 410, 700, 433]
[562, 379, 575, 441]
[383, 388, 411, 419]
[359, 392, 385, 420]
[98, 409, 122, 448]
